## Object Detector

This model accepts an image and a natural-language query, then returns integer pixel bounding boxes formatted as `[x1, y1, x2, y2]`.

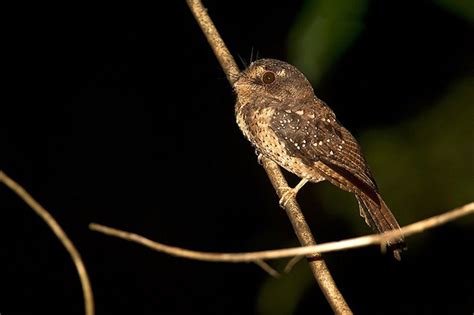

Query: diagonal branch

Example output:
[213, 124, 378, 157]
[188, 0, 352, 312]
[0, 170, 95, 315]
[89, 201, 474, 262]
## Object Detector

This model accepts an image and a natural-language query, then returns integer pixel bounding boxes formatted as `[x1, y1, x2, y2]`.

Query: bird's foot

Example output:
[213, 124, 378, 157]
[255, 150, 263, 165]
[278, 187, 297, 208]
[278, 179, 309, 208]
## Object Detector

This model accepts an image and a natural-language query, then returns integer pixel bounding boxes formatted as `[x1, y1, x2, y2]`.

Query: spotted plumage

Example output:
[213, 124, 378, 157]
[234, 58, 406, 259]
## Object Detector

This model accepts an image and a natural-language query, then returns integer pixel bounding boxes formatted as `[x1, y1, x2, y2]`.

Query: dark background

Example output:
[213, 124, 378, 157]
[1, 1, 473, 314]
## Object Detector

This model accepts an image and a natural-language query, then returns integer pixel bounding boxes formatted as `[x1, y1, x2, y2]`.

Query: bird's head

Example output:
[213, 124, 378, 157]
[233, 59, 314, 106]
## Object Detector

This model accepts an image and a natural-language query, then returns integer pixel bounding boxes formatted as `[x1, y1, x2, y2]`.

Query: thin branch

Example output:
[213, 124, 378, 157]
[0, 170, 95, 315]
[255, 259, 280, 278]
[186, 0, 239, 84]
[185, 1, 351, 313]
[284, 255, 304, 273]
[90, 201, 474, 262]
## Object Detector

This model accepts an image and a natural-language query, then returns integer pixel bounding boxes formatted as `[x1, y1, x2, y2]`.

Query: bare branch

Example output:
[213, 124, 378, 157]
[90, 201, 473, 262]
[186, 0, 239, 83]
[284, 255, 304, 273]
[185, 1, 351, 313]
[255, 260, 280, 278]
[0, 170, 95, 315]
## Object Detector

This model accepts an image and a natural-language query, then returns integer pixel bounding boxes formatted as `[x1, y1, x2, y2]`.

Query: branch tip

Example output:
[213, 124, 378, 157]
[1, 171, 95, 315]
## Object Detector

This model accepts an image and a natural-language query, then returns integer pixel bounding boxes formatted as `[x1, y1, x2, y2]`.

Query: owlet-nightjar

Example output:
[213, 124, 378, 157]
[233, 59, 405, 259]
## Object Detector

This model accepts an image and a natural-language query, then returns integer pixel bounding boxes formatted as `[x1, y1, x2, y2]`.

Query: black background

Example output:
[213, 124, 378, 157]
[1, 1, 473, 314]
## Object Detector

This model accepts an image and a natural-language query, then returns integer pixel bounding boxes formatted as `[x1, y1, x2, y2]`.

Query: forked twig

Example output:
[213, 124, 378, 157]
[284, 255, 304, 273]
[255, 259, 281, 278]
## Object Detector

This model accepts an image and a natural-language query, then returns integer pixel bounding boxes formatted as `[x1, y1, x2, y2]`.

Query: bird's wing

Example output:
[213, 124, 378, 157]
[269, 103, 379, 204]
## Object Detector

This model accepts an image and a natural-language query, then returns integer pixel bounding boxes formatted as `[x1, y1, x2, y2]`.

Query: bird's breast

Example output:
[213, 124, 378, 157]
[235, 105, 325, 183]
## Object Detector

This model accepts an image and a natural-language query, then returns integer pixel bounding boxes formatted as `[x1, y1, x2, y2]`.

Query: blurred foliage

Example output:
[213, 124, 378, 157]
[259, 0, 473, 313]
[434, 0, 474, 21]
[363, 78, 474, 222]
[258, 75, 474, 308]
[287, 0, 368, 83]
[319, 77, 474, 231]
[257, 77, 474, 314]
[257, 261, 313, 315]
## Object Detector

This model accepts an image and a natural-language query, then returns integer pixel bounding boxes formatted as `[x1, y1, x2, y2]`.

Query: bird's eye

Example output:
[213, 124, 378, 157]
[262, 71, 275, 84]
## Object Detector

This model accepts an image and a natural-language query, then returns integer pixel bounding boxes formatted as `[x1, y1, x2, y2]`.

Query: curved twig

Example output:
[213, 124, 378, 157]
[0, 170, 94, 315]
[90, 201, 473, 262]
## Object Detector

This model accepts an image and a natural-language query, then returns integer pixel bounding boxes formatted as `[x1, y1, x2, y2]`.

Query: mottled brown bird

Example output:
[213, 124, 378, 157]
[233, 58, 406, 259]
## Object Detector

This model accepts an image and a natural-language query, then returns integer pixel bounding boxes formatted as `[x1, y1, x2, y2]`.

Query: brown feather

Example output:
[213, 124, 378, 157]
[234, 58, 406, 259]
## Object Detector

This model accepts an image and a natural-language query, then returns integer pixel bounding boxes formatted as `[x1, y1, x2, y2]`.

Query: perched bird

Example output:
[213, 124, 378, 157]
[233, 58, 406, 259]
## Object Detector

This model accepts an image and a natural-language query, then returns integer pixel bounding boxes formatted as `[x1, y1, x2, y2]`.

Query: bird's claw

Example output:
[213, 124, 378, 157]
[277, 179, 309, 208]
[279, 187, 296, 208]
[255, 149, 263, 165]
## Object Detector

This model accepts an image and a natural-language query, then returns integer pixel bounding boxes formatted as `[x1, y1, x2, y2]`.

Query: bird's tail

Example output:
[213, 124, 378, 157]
[356, 194, 406, 260]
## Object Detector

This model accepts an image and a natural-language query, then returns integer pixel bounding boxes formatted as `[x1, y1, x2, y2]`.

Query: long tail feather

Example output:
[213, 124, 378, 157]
[356, 194, 406, 260]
